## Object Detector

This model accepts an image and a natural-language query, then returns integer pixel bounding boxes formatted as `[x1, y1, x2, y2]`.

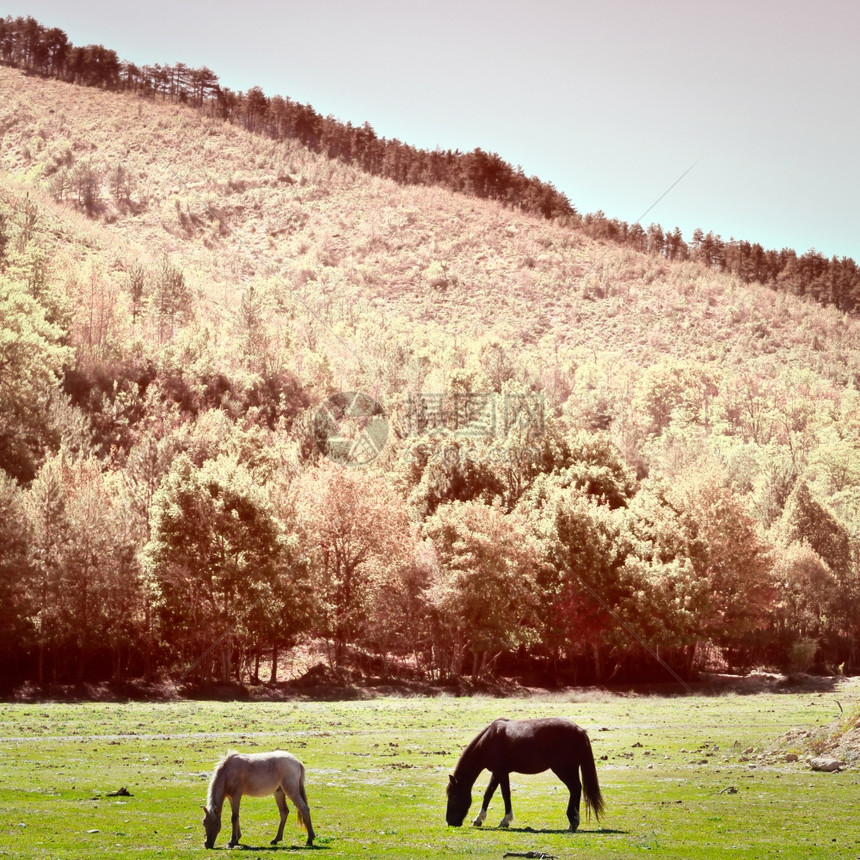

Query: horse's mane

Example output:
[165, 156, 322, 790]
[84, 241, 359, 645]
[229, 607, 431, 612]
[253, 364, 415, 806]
[452, 720, 501, 783]
[206, 750, 239, 808]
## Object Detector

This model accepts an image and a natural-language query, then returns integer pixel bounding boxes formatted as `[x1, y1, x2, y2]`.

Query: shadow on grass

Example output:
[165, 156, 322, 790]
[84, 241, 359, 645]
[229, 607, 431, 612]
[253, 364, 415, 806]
[220, 843, 330, 851]
[494, 826, 627, 835]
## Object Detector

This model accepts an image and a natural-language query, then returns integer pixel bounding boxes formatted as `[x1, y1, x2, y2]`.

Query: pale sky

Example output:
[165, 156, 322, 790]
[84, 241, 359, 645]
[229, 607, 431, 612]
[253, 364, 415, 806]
[4, 0, 859, 260]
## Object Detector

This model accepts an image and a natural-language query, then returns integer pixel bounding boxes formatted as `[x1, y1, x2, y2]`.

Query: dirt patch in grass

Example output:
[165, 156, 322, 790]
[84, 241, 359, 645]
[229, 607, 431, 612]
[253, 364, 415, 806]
[695, 670, 842, 695]
[776, 702, 860, 768]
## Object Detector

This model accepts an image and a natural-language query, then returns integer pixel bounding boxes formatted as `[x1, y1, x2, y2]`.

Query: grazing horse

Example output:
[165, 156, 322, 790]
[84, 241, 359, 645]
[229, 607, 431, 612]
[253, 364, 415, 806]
[202, 750, 315, 849]
[446, 717, 604, 831]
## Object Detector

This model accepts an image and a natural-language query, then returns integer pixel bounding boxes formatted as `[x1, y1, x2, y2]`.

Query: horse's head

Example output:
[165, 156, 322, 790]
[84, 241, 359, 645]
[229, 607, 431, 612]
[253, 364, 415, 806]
[202, 805, 220, 849]
[445, 774, 471, 827]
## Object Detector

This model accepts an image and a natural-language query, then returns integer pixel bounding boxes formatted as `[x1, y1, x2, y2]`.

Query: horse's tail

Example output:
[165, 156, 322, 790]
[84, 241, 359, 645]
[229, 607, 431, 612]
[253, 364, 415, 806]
[580, 731, 605, 822]
[295, 763, 309, 833]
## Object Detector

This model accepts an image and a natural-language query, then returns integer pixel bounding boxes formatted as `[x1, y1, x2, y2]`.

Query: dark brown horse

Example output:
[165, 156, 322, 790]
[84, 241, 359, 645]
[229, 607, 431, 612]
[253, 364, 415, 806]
[446, 717, 604, 831]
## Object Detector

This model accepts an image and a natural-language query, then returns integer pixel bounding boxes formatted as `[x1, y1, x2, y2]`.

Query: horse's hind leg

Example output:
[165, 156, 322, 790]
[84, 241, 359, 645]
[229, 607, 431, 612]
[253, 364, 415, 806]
[297, 797, 315, 846]
[552, 766, 582, 832]
[473, 773, 500, 826]
[497, 773, 514, 828]
[271, 787, 288, 845]
[284, 780, 315, 846]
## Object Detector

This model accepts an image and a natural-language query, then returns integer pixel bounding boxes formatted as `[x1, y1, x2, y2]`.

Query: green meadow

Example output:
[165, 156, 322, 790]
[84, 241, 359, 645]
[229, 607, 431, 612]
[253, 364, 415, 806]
[0, 686, 858, 859]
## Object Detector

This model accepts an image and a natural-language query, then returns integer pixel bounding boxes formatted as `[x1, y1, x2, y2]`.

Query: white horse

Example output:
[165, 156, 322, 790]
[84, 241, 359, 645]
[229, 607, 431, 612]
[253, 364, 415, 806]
[202, 750, 315, 849]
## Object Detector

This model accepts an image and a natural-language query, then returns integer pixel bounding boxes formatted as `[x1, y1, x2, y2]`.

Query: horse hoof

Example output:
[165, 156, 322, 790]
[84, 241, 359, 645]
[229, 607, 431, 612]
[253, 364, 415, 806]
[472, 820, 483, 828]
[498, 821, 510, 829]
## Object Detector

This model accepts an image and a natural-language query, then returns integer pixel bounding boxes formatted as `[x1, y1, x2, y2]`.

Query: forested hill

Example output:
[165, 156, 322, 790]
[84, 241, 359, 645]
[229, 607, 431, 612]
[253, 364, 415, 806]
[2, 13, 859, 314]
[1, 45, 860, 691]
[2, 60, 859, 385]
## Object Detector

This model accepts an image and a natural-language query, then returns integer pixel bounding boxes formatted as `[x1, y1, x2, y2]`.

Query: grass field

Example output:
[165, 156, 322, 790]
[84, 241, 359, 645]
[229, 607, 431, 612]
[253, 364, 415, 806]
[1, 683, 858, 859]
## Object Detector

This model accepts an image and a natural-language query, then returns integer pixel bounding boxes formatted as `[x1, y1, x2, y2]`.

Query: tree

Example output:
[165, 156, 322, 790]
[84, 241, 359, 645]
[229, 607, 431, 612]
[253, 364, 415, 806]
[122, 427, 179, 677]
[0, 472, 35, 679]
[771, 541, 842, 669]
[247, 473, 312, 683]
[16, 194, 39, 253]
[778, 480, 851, 577]
[558, 430, 636, 509]
[151, 254, 192, 341]
[293, 463, 413, 668]
[528, 480, 629, 680]
[24, 452, 68, 682]
[70, 160, 102, 214]
[635, 358, 718, 435]
[646, 223, 665, 256]
[424, 499, 540, 678]
[667, 463, 775, 665]
[774, 480, 856, 662]
[109, 162, 134, 206]
[243, 86, 269, 133]
[144, 454, 301, 682]
[189, 66, 220, 107]
[406, 435, 507, 518]
[0, 209, 9, 266]
[619, 482, 716, 673]
[58, 457, 141, 681]
[24, 453, 143, 682]
[0, 274, 71, 481]
[126, 261, 147, 325]
[476, 337, 515, 393]
[73, 263, 120, 363]
[366, 554, 434, 676]
[488, 396, 571, 511]
[718, 371, 774, 445]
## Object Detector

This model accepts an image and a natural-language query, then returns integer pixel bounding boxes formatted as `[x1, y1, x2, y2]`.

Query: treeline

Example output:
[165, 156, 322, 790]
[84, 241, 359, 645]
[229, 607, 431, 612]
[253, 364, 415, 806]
[5, 13, 860, 314]
[580, 215, 860, 314]
[0, 15, 573, 221]
[2, 349, 857, 689]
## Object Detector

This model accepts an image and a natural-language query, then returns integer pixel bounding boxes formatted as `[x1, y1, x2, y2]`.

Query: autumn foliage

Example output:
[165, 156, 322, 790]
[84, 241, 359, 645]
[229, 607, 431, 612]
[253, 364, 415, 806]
[1, 24, 859, 689]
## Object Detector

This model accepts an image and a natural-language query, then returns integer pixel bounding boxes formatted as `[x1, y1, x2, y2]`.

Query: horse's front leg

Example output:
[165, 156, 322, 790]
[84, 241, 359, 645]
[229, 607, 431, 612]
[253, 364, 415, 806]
[271, 788, 288, 845]
[497, 773, 514, 828]
[473, 773, 500, 826]
[228, 796, 242, 847]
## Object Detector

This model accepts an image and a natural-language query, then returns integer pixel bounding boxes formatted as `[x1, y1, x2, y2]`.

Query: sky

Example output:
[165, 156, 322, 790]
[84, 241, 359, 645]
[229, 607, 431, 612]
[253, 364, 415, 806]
[4, 0, 859, 260]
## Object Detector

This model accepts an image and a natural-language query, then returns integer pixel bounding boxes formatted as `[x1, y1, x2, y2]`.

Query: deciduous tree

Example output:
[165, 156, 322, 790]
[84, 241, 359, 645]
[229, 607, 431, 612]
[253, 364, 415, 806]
[0, 473, 35, 675]
[423, 499, 540, 678]
[293, 463, 413, 667]
[144, 454, 298, 682]
[0, 274, 71, 481]
[667, 462, 775, 664]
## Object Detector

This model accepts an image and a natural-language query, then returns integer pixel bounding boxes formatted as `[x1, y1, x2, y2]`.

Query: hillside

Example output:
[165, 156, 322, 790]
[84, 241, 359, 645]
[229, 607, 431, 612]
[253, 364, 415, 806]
[3, 66, 859, 382]
[1, 63, 859, 689]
